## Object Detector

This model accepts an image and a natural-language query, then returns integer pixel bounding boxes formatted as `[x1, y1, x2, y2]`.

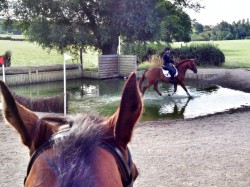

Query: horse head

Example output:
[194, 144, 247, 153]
[0, 72, 142, 187]
[187, 59, 198, 74]
[178, 59, 198, 74]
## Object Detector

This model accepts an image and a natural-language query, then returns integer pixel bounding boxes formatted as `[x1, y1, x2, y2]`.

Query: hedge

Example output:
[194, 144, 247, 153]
[173, 44, 225, 66]
[122, 42, 225, 67]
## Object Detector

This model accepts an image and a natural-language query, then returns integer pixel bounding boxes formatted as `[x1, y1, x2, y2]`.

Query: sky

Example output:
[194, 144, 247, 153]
[185, 0, 250, 25]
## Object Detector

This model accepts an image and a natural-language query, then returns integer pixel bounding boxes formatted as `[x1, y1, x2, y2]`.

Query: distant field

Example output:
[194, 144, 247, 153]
[213, 40, 250, 67]
[1, 37, 250, 68]
[173, 40, 250, 68]
[0, 39, 98, 68]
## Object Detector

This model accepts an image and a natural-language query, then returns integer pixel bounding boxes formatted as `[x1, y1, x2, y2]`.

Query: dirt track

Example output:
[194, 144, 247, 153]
[1, 68, 250, 187]
[133, 110, 250, 187]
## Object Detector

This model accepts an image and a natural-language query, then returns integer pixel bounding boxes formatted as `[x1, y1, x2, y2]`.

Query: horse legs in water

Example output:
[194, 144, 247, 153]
[168, 82, 192, 98]
[140, 79, 157, 97]
[179, 82, 192, 97]
[140, 84, 149, 96]
[141, 81, 162, 96]
[153, 82, 162, 96]
[168, 83, 178, 96]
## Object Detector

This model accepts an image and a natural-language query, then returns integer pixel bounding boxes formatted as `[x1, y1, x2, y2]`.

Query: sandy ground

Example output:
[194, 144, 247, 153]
[1, 68, 250, 187]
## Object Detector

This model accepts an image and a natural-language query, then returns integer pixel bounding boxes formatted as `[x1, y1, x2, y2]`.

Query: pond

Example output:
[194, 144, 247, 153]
[10, 78, 250, 121]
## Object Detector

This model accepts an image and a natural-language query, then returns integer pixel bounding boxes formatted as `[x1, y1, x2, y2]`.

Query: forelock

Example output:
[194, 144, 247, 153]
[45, 114, 112, 186]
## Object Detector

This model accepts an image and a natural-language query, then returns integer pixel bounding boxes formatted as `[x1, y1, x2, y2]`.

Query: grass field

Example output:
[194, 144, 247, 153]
[213, 40, 250, 67]
[173, 40, 250, 68]
[1, 38, 250, 68]
[0, 40, 98, 68]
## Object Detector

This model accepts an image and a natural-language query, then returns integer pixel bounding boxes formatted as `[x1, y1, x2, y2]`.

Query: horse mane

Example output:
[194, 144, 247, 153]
[12, 92, 69, 113]
[176, 59, 195, 68]
[45, 114, 112, 186]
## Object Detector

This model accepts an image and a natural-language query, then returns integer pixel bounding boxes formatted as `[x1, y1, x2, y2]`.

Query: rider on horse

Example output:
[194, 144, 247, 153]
[162, 47, 177, 83]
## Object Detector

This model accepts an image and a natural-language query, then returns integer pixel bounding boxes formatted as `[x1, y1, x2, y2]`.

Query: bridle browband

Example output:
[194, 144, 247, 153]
[101, 141, 133, 187]
[24, 129, 134, 187]
[24, 129, 69, 185]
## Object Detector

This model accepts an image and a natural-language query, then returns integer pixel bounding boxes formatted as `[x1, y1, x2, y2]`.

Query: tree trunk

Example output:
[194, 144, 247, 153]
[101, 37, 119, 55]
[79, 47, 83, 67]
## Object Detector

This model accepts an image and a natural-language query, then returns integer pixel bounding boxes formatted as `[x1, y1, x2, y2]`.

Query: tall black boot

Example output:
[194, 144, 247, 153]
[170, 76, 176, 84]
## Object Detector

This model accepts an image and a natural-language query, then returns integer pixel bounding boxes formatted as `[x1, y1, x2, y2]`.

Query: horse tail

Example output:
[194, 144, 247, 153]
[139, 70, 148, 93]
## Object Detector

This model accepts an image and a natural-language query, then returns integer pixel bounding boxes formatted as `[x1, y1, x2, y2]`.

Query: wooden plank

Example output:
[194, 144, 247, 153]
[0, 63, 81, 75]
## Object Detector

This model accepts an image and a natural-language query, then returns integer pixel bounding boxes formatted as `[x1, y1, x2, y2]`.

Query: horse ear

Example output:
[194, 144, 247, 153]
[108, 72, 142, 148]
[0, 81, 32, 145]
[0, 81, 55, 153]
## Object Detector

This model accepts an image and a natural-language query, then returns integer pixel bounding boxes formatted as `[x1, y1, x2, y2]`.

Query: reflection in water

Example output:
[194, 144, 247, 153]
[74, 84, 99, 99]
[81, 85, 99, 95]
[142, 93, 192, 120]
[159, 97, 191, 119]
[10, 78, 250, 121]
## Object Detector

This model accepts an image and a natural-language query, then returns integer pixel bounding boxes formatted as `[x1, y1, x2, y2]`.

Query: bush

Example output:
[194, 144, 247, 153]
[121, 41, 166, 64]
[173, 43, 225, 67]
[191, 33, 207, 41]
[122, 42, 225, 67]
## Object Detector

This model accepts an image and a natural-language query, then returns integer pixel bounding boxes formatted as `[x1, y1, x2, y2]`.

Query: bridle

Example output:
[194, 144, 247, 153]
[24, 129, 134, 187]
[24, 129, 69, 185]
[101, 141, 133, 187]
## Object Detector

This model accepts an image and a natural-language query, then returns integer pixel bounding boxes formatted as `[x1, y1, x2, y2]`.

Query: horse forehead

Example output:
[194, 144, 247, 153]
[93, 148, 123, 187]
[188, 59, 195, 65]
[27, 118, 112, 185]
[27, 149, 58, 186]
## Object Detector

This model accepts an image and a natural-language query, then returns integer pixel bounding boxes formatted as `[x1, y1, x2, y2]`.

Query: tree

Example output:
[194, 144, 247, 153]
[193, 22, 204, 34]
[0, 0, 8, 16]
[0, 0, 7, 11]
[156, 0, 192, 42]
[172, 0, 204, 11]
[7, 0, 201, 59]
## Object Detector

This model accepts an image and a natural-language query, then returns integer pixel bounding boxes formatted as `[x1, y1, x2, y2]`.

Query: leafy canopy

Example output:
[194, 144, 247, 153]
[6, 0, 202, 55]
[0, 0, 8, 12]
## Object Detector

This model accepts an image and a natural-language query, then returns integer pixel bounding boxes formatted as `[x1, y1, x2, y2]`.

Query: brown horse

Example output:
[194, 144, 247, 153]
[139, 59, 198, 97]
[0, 50, 11, 67]
[0, 72, 142, 187]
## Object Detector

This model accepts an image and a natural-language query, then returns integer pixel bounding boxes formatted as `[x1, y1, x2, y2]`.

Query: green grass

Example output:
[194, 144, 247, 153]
[173, 40, 250, 68]
[1, 37, 250, 68]
[0, 39, 99, 67]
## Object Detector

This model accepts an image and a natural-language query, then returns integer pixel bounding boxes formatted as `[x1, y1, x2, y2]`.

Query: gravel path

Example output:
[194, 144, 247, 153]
[1, 68, 250, 187]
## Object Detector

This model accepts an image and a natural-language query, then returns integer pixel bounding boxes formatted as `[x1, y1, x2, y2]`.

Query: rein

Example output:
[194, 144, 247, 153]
[24, 129, 134, 187]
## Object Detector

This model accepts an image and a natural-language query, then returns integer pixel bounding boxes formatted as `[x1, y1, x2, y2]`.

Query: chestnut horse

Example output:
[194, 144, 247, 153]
[139, 59, 198, 97]
[0, 72, 142, 187]
[0, 50, 11, 67]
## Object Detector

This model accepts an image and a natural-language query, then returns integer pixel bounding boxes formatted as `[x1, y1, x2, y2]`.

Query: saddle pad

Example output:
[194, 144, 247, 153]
[162, 67, 178, 78]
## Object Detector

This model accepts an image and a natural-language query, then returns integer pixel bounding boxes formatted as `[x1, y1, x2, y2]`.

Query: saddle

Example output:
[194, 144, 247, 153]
[162, 66, 178, 78]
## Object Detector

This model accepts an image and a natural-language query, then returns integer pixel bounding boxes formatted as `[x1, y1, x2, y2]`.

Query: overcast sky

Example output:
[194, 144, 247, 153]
[185, 0, 250, 25]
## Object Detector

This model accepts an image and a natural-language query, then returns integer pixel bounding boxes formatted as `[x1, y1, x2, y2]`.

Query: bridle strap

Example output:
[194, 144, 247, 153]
[101, 141, 133, 187]
[24, 130, 134, 187]
[24, 129, 69, 185]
